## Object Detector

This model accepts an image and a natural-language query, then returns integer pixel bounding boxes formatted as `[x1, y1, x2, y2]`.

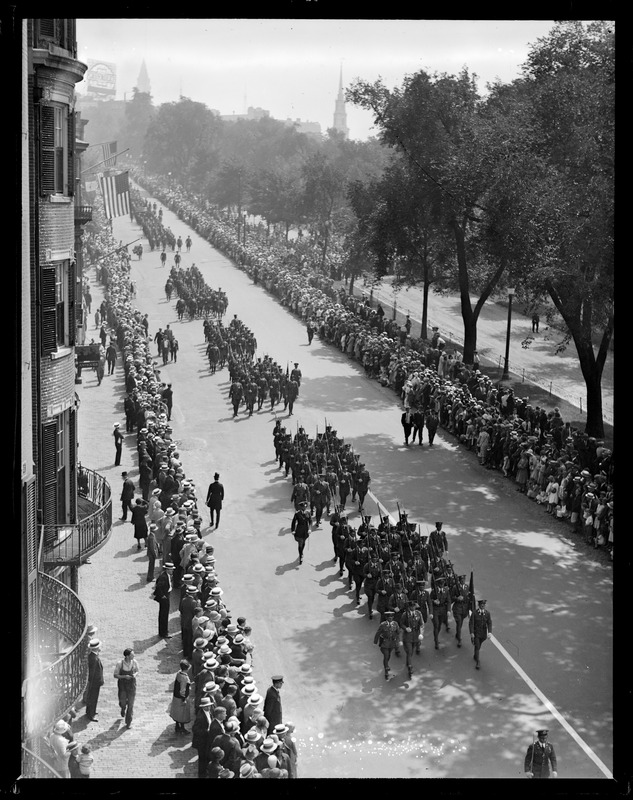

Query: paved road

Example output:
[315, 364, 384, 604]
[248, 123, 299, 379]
[74, 195, 612, 780]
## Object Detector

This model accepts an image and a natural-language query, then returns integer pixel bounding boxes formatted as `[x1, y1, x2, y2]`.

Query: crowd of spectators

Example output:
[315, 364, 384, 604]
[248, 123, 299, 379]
[130, 168, 613, 561]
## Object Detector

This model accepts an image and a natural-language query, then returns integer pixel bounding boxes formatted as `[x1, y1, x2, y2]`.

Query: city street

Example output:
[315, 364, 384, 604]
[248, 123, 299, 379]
[75, 193, 612, 780]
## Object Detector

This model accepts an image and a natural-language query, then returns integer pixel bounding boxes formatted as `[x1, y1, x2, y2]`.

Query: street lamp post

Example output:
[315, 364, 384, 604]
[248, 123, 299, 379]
[502, 287, 515, 380]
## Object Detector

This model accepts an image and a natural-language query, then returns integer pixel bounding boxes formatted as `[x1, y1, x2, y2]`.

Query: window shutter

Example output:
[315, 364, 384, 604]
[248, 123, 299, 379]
[40, 105, 55, 195]
[41, 421, 58, 542]
[68, 409, 77, 521]
[41, 266, 57, 354]
[68, 260, 76, 346]
[67, 111, 75, 195]
[38, 19, 55, 41]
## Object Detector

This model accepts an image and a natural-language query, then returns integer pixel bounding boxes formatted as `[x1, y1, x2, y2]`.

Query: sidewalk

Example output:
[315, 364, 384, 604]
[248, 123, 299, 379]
[74, 258, 202, 778]
[344, 277, 614, 440]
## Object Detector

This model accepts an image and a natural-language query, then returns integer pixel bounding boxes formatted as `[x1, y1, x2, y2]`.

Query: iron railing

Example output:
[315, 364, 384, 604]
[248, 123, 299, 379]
[20, 744, 63, 779]
[41, 465, 112, 565]
[23, 573, 89, 740]
[74, 204, 93, 225]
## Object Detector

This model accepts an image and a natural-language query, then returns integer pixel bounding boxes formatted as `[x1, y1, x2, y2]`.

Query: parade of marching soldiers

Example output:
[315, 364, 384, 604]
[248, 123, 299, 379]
[147, 197, 486, 685]
[272, 419, 479, 679]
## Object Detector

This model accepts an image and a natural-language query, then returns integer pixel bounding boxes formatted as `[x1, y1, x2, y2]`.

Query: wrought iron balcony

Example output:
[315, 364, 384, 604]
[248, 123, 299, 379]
[22, 572, 89, 742]
[21, 744, 63, 779]
[41, 465, 112, 567]
[74, 204, 93, 225]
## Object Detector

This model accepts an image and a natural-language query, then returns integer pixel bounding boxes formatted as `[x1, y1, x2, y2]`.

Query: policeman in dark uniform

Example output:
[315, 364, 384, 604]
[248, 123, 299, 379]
[524, 729, 557, 778]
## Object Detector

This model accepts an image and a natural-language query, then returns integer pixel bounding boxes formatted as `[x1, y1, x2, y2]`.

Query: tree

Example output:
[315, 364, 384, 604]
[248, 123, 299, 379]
[144, 97, 220, 183]
[347, 69, 515, 362]
[503, 21, 614, 436]
[119, 89, 155, 162]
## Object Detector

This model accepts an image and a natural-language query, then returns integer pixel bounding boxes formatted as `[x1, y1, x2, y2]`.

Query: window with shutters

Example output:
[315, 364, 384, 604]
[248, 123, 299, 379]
[36, 19, 76, 53]
[40, 104, 73, 196]
[42, 261, 73, 352]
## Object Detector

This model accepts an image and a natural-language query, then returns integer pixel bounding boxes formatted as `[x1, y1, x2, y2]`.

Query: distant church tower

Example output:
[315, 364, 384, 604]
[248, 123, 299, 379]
[332, 64, 349, 139]
[136, 59, 151, 94]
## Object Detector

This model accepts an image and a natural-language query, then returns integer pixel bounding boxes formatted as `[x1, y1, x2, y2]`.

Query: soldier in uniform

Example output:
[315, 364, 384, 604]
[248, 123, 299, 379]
[430, 521, 449, 561]
[285, 378, 299, 416]
[387, 581, 409, 627]
[354, 463, 371, 513]
[430, 577, 452, 650]
[373, 610, 401, 680]
[310, 475, 330, 527]
[257, 374, 269, 410]
[451, 574, 471, 647]
[469, 598, 493, 669]
[269, 374, 280, 410]
[524, 729, 558, 778]
[400, 600, 424, 678]
[290, 473, 310, 511]
[362, 555, 381, 620]
[409, 579, 432, 650]
[376, 570, 397, 625]
[290, 362, 302, 391]
[337, 468, 352, 509]
[245, 379, 258, 417]
[229, 379, 243, 417]
[290, 501, 312, 565]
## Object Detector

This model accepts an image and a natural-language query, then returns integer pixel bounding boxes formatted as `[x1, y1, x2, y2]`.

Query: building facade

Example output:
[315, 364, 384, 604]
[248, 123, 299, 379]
[21, 18, 112, 777]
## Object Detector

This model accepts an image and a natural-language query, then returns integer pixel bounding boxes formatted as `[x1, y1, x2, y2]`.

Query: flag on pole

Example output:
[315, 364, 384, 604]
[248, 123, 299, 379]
[468, 571, 475, 616]
[101, 140, 118, 168]
[99, 171, 130, 219]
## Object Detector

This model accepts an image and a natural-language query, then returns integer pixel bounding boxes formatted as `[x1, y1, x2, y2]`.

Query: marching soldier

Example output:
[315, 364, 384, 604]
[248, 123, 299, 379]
[409, 579, 432, 648]
[430, 521, 449, 560]
[362, 555, 381, 620]
[290, 474, 310, 511]
[469, 598, 493, 669]
[400, 600, 424, 678]
[354, 462, 371, 512]
[285, 378, 299, 416]
[430, 577, 452, 650]
[325, 464, 338, 514]
[310, 475, 331, 527]
[290, 362, 302, 390]
[375, 570, 397, 624]
[245, 378, 258, 417]
[269, 374, 280, 410]
[373, 610, 401, 679]
[451, 574, 471, 648]
[257, 374, 269, 410]
[337, 468, 352, 510]
[387, 580, 409, 627]
[229, 379, 243, 417]
[291, 501, 312, 565]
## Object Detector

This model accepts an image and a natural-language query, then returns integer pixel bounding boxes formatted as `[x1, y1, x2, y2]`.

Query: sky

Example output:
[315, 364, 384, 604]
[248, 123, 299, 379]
[75, 19, 564, 141]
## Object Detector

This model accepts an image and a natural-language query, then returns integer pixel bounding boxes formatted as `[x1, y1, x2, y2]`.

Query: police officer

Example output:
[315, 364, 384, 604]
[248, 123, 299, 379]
[524, 729, 557, 778]
[373, 610, 401, 679]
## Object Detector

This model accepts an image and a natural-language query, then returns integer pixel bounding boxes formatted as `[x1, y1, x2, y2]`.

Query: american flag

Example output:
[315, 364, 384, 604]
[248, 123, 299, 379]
[102, 140, 117, 168]
[99, 171, 130, 219]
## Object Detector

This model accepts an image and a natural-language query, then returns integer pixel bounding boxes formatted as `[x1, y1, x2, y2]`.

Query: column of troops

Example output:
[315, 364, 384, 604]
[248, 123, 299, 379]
[274, 421, 480, 679]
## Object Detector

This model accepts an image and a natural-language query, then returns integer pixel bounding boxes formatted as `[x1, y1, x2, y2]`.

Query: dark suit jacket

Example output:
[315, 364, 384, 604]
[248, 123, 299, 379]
[263, 686, 282, 729]
[204, 720, 225, 759]
[206, 481, 224, 509]
[121, 478, 135, 501]
[191, 708, 212, 751]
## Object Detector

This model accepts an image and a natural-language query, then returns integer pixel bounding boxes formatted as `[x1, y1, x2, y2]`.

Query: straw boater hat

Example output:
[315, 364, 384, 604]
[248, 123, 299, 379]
[247, 693, 263, 706]
[88, 638, 101, 650]
[260, 737, 279, 753]
[53, 720, 69, 734]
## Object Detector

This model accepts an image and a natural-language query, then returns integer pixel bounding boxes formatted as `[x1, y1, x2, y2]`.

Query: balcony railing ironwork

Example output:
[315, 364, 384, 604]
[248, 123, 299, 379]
[20, 744, 63, 779]
[41, 465, 112, 565]
[22, 572, 89, 740]
[74, 204, 93, 224]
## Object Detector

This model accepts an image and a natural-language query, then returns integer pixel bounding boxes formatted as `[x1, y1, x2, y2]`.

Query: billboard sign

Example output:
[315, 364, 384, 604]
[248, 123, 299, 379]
[85, 59, 117, 97]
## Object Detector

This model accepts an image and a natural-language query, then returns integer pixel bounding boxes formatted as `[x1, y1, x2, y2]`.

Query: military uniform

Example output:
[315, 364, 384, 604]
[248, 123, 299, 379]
[400, 604, 424, 677]
[469, 599, 492, 669]
[373, 612, 401, 678]
[451, 576, 471, 647]
[524, 730, 557, 778]
[291, 504, 312, 564]
[430, 579, 452, 649]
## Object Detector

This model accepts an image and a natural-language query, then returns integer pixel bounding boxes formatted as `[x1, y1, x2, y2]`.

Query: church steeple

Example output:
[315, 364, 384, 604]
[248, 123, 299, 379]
[136, 59, 151, 95]
[332, 63, 349, 139]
